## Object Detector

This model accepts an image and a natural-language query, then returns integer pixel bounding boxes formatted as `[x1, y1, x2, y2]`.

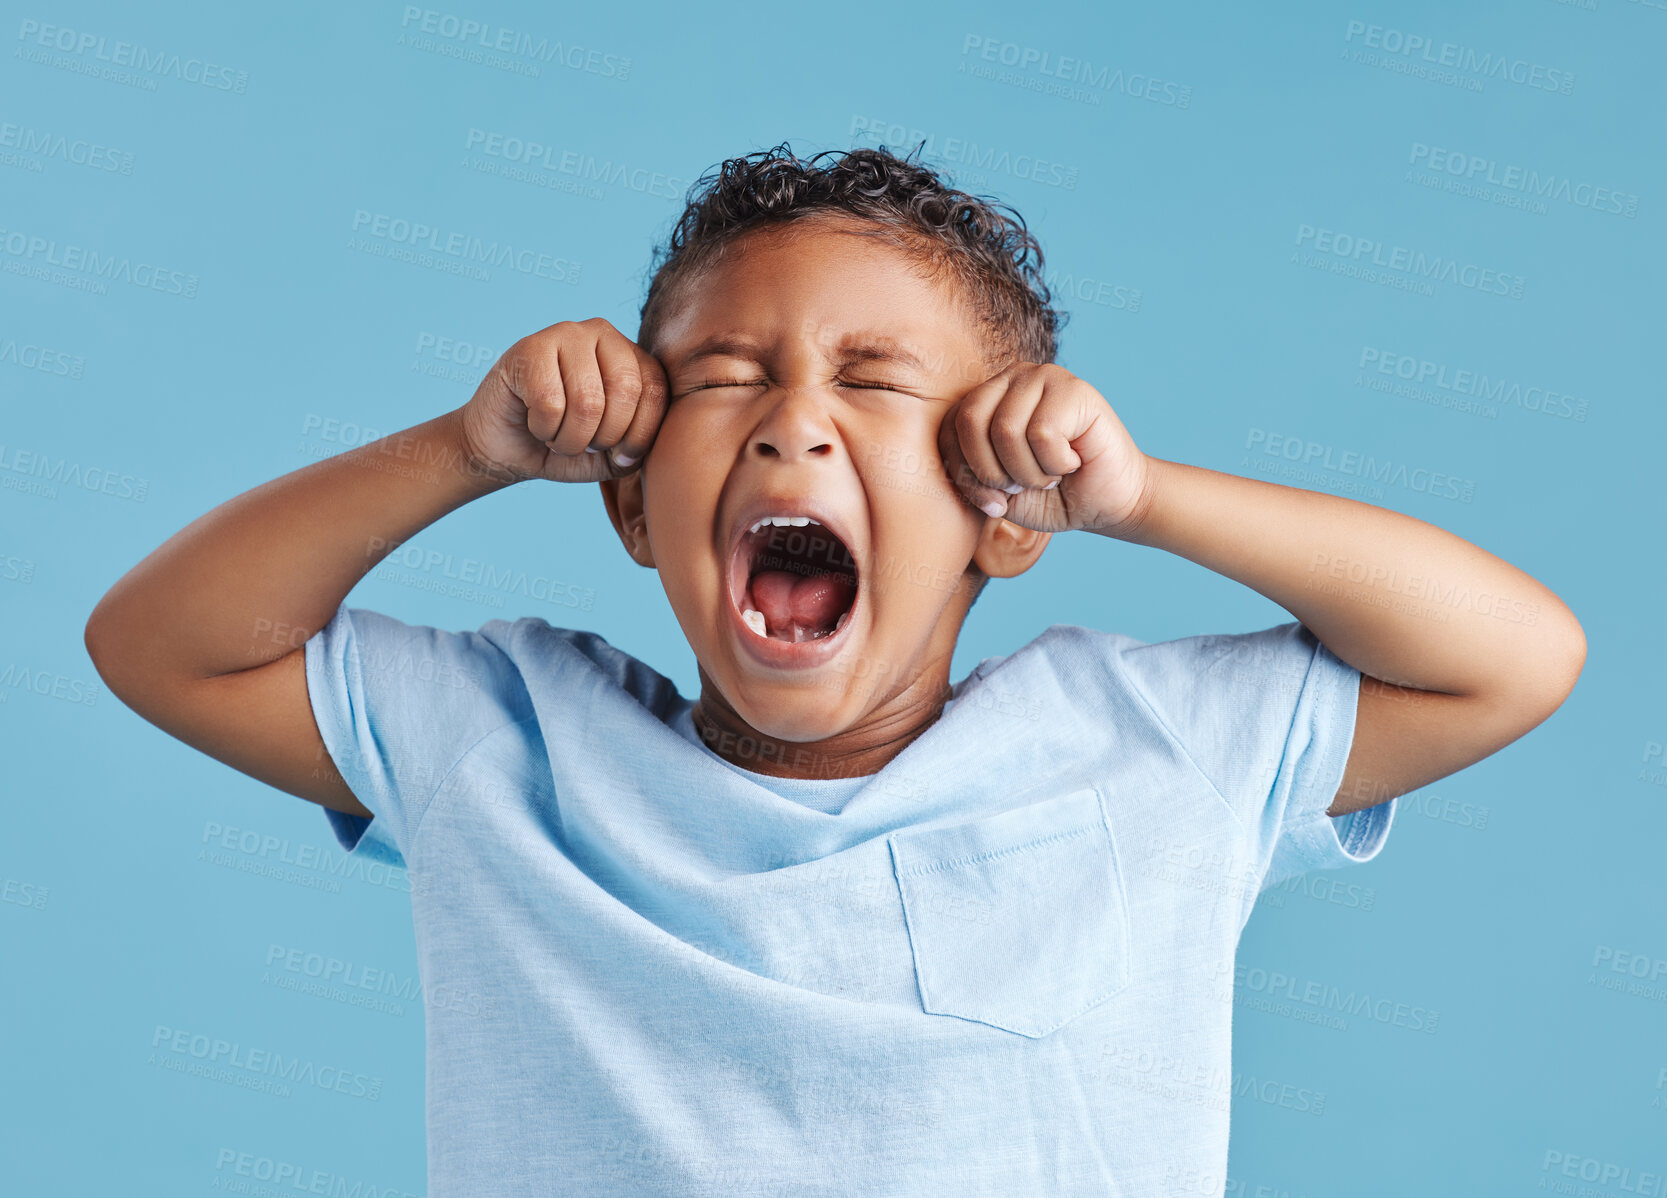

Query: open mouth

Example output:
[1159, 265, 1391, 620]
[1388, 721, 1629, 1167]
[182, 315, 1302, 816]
[727, 516, 860, 644]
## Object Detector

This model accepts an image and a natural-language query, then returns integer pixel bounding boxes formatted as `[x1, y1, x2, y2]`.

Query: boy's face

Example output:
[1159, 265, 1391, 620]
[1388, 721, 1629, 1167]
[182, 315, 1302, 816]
[604, 217, 1047, 763]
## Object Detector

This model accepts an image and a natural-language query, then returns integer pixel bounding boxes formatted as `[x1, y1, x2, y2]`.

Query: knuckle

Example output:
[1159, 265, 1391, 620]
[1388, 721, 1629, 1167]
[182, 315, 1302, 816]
[991, 415, 1027, 447]
[603, 370, 641, 406]
[568, 392, 606, 422]
[568, 373, 606, 404]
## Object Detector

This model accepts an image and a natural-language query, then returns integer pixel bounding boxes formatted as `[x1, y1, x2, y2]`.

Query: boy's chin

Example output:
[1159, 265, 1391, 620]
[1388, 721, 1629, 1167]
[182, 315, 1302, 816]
[724, 690, 865, 746]
[696, 659, 870, 739]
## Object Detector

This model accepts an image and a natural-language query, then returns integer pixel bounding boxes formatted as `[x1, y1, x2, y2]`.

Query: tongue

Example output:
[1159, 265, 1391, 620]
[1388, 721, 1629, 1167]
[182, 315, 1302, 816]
[751, 570, 856, 637]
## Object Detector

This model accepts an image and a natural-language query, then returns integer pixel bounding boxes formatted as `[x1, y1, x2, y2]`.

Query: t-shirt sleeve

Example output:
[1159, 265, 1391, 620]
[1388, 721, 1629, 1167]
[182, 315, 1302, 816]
[1117, 621, 1396, 895]
[302, 603, 528, 867]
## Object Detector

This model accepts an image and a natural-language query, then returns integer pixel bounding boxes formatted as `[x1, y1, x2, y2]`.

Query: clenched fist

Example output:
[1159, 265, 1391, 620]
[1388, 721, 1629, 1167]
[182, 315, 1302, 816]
[458, 318, 669, 484]
[937, 362, 1154, 538]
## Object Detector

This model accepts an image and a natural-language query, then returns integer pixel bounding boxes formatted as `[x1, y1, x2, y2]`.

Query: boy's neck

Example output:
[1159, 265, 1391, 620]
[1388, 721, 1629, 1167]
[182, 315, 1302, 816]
[689, 666, 954, 781]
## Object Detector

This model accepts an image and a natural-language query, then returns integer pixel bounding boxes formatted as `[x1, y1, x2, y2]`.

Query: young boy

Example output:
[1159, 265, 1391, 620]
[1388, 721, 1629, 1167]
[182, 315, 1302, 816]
[86, 144, 1584, 1195]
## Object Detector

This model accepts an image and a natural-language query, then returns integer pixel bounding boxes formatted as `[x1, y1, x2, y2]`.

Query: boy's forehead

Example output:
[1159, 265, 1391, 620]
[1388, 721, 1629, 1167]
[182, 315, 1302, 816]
[662, 322, 997, 391]
[670, 326, 943, 373]
[660, 277, 993, 385]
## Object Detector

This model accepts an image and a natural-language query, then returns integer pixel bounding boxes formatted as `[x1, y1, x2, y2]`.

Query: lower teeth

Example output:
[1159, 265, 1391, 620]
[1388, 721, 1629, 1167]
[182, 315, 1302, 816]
[739, 607, 852, 643]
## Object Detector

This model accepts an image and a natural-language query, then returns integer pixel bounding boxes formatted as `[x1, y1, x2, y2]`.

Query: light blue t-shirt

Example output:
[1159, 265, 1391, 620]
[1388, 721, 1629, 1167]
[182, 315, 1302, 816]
[304, 605, 1395, 1196]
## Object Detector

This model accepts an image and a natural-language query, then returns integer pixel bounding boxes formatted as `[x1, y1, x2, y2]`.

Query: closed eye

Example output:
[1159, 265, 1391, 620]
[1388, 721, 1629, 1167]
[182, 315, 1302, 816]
[685, 379, 908, 393]
[676, 379, 767, 397]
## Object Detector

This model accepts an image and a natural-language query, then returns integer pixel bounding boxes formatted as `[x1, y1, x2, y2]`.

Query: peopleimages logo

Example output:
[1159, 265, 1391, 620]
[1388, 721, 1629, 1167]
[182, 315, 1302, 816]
[0, 336, 84, 378]
[14, 18, 252, 93]
[0, 442, 149, 501]
[397, 7, 631, 79]
[0, 120, 134, 174]
[1225, 963, 1441, 1034]
[958, 34, 1192, 108]
[1295, 224, 1525, 300]
[1541, 1152, 1667, 1197]
[1357, 347, 1589, 423]
[198, 820, 412, 894]
[1408, 143, 1639, 219]
[212, 1149, 420, 1198]
[463, 128, 685, 199]
[149, 1025, 382, 1101]
[1244, 428, 1477, 504]
[348, 210, 581, 285]
[848, 116, 1080, 191]
[410, 330, 496, 385]
[1342, 20, 1575, 95]
[0, 226, 198, 298]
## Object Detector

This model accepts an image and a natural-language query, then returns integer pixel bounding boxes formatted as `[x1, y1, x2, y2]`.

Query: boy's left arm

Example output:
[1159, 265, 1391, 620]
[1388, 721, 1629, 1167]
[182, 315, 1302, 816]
[939, 363, 1588, 817]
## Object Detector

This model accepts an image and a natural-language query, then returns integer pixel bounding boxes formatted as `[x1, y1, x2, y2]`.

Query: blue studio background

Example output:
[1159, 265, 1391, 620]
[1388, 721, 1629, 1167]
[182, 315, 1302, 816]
[3, 0, 1662, 1193]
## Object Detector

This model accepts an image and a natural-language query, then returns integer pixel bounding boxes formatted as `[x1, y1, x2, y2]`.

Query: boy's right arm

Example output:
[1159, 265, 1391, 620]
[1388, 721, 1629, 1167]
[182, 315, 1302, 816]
[83, 319, 667, 819]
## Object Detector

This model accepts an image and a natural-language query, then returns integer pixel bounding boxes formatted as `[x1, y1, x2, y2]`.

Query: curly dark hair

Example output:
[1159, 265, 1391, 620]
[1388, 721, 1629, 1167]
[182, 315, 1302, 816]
[634, 141, 1067, 372]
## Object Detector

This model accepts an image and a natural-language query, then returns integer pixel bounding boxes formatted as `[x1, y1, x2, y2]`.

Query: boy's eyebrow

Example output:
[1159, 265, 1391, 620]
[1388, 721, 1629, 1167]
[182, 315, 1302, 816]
[835, 335, 934, 372]
[670, 333, 936, 374]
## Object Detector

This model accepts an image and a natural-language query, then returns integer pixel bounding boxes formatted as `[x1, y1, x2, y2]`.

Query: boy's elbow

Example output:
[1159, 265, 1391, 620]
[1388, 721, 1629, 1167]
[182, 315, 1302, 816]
[84, 592, 124, 667]
[84, 601, 110, 666]
[84, 594, 140, 690]
[1518, 611, 1586, 722]
[1468, 610, 1585, 733]
[84, 603, 123, 691]
[1556, 623, 1586, 711]
[1547, 606, 1586, 696]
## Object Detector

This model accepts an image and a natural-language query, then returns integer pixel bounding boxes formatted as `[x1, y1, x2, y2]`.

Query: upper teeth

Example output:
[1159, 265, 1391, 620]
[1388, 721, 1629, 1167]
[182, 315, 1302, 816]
[748, 515, 820, 534]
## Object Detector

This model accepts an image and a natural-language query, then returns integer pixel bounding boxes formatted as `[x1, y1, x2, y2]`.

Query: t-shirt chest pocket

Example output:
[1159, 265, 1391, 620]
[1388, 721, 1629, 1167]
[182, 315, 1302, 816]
[885, 786, 1132, 1039]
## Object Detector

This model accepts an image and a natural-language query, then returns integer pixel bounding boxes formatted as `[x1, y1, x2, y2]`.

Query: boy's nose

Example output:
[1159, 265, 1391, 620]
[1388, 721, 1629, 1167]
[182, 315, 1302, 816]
[747, 388, 837, 461]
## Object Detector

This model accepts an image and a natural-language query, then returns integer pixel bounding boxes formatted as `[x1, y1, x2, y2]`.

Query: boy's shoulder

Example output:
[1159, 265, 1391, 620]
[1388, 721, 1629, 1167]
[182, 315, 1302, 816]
[485, 613, 686, 713]
[1013, 620, 1323, 673]
[969, 620, 1328, 716]
[972, 620, 1301, 676]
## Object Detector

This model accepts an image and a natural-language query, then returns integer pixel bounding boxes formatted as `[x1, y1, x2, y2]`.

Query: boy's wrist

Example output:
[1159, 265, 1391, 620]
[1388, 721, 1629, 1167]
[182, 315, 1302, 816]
[441, 407, 526, 493]
[1089, 454, 1166, 544]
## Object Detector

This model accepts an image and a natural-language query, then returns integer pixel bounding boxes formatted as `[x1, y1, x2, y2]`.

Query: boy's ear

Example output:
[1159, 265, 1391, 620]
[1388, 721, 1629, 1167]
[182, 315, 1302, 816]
[598, 474, 656, 568]
[970, 516, 1050, 580]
